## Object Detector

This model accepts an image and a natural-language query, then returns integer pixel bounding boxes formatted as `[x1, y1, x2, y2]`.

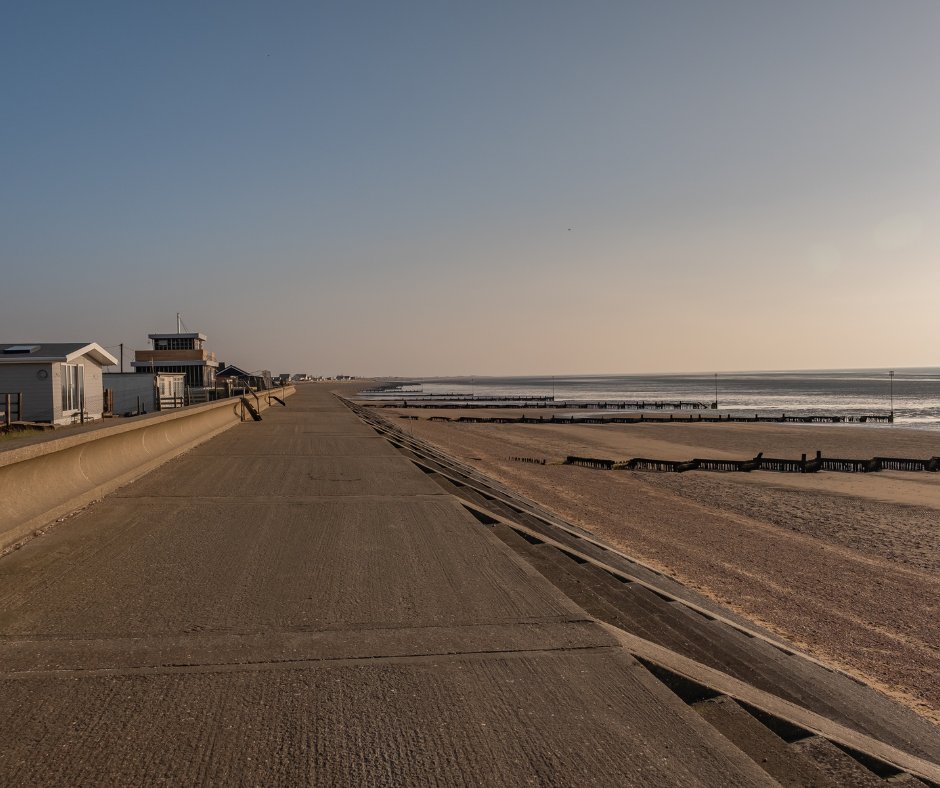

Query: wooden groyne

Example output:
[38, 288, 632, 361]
[562, 450, 940, 475]
[369, 394, 553, 403]
[372, 399, 709, 410]
[873, 456, 939, 472]
[817, 457, 872, 472]
[564, 456, 618, 470]
[619, 457, 685, 472]
[357, 383, 422, 394]
[406, 412, 893, 425]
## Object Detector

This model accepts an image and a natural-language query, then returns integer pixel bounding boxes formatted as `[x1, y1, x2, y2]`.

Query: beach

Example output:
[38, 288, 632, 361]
[375, 406, 940, 724]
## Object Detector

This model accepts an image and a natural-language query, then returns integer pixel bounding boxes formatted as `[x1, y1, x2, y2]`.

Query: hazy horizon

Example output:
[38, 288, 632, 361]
[3, 2, 938, 376]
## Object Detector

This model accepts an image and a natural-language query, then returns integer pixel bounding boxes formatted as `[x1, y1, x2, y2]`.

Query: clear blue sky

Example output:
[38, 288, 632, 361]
[2, 1, 938, 375]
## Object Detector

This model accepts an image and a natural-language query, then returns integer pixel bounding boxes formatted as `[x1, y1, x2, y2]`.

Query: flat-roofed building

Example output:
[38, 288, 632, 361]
[131, 331, 219, 388]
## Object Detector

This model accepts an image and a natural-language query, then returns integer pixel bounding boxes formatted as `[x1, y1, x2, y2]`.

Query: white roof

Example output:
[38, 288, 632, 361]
[0, 342, 119, 366]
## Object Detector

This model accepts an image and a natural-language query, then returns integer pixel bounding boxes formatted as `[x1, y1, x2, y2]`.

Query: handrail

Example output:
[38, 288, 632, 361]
[240, 378, 261, 412]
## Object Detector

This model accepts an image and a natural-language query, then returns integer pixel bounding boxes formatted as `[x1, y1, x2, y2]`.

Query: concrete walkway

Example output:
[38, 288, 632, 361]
[0, 386, 778, 785]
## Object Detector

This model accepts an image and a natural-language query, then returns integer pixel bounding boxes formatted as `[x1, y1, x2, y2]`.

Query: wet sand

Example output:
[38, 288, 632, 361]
[378, 408, 940, 724]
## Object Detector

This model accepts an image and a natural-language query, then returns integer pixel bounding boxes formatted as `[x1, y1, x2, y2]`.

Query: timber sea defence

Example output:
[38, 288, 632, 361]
[561, 450, 940, 474]
[408, 412, 893, 425]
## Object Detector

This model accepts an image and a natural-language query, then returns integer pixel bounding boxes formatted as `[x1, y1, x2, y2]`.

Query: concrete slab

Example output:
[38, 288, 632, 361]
[118, 454, 445, 498]
[0, 498, 586, 638]
[0, 622, 612, 673]
[0, 650, 778, 787]
[189, 432, 403, 457]
[246, 415, 380, 435]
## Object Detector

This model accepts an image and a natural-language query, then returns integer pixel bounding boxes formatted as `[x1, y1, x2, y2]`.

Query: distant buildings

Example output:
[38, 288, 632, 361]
[0, 342, 118, 424]
[131, 330, 218, 388]
[216, 364, 273, 391]
[275, 373, 322, 384]
[0, 319, 314, 429]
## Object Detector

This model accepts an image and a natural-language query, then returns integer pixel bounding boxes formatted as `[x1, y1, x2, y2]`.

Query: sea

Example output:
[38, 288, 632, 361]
[371, 369, 940, 431]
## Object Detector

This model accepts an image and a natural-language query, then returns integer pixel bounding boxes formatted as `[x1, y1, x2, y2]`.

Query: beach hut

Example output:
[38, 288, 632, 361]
[0, 342, 118, 425]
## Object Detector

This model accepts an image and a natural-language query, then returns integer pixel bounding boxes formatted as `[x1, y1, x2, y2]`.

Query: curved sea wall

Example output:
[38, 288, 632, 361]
[0, 387, 295, 551]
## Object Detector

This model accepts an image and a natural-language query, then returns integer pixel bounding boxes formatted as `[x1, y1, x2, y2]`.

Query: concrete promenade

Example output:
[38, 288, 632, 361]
[0, 387, 813, 783]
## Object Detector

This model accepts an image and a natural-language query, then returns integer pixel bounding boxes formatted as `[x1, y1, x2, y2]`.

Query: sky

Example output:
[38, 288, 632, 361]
[2, 1, 938, 376]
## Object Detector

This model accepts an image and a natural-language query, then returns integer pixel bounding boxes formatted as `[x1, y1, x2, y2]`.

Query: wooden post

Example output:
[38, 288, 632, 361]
[4, 393, 10, 425]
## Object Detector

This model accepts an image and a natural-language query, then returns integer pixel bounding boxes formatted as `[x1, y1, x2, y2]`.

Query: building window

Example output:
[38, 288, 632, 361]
[61, 363, 84, 413]
[153, 338, 197, 351]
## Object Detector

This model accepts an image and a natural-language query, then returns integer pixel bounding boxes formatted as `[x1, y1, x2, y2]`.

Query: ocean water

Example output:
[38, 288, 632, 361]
[380, 370, 940, 431]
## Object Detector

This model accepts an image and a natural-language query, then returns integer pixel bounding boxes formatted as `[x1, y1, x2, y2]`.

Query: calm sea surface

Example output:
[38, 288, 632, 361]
[380, 370, 940, 431]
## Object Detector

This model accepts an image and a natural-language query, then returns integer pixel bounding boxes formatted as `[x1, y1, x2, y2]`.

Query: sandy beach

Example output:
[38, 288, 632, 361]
[374, 405, 940, 724]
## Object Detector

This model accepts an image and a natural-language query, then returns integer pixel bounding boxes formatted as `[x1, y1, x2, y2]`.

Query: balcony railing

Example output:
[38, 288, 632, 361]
[133, 349, 217, 363]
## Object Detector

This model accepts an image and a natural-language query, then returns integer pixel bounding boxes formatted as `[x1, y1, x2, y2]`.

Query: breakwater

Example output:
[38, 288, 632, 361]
[406, 412, 893, 425]
[366, 394, 554, 403]
[400, 371, 940, 431]
[561, 450, 939, 474]
[372, 399, 710, 410]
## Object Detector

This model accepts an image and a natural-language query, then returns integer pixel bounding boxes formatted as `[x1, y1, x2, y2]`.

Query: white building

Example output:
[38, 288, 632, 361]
[0, 342, 118, 425]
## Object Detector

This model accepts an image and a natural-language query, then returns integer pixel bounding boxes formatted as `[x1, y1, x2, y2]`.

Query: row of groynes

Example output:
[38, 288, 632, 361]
[556, 451, 940, 474]
[507, 456, 547, 465]
[420, 413, 892, 425]
[375, 399, 710, 410]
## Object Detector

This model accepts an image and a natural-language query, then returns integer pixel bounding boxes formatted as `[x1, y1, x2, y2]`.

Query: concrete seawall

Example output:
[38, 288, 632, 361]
[0, 386, 295, 550]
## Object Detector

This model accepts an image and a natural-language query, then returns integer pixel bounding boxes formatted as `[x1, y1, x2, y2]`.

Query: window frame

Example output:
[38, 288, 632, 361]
[60, 362, 85, 414]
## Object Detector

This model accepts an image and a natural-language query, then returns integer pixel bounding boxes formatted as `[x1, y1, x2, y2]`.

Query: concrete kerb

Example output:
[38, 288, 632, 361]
[0, 386, 295, 551]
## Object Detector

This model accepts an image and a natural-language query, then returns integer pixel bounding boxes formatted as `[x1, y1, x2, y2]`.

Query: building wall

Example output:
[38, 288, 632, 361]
[133, 349, 215, 363]
[156, 374, 186, 408]
[2, 356, 107, 425]
[0, 363, 55, 422]
[82, 362, 104, 420]
[103, 373, 157, 415]
[134, 364, 214, 387]
[51, 361, 62, 418]
[52, 360, 105, 425]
